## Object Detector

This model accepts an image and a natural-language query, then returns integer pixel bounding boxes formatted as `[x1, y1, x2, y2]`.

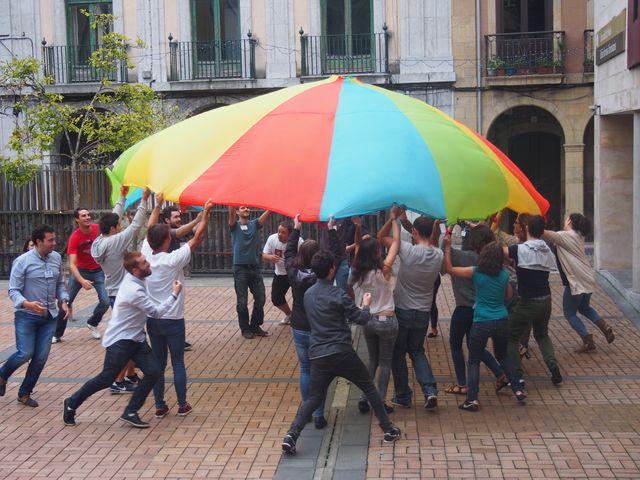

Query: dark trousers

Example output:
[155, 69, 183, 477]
[232, 265, 266, 332]
[289, 350, 393, 436]
[67, 339, 160, 414]
[430, 275, 441, 329]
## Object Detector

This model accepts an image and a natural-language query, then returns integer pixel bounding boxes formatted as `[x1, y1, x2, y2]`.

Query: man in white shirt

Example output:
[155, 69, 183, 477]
[141, 200, 213, 418]
[262, 221, 302, 325]
[63, 251, 182, 429]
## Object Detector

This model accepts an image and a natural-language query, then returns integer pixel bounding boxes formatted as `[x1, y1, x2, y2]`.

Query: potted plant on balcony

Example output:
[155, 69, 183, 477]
[486, 57, 505, 76]
[552, 59, 564, 74]
[512, 56, 529, 75]
[583, 58, 594, 73]
[536, 55, 554, 74]
[505, 59, 517, 76]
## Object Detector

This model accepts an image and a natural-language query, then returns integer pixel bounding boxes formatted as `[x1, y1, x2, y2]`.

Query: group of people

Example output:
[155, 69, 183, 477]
[0, 196, 613, 448]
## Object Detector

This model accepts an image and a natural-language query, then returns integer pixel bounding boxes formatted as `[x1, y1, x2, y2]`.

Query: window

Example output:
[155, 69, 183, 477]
[323, 0, 372, 56]
[66, 1, 112, 53]
[497, 0, 552, 33]
[192, 0, 240, 61]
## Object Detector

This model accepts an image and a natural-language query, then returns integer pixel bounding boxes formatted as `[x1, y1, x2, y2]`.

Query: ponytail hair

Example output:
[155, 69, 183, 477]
[568, 213, 591, 237]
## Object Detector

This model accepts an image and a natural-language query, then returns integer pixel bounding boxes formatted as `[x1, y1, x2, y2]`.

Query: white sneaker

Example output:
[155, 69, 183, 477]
[87, 325, 101, 339]
[279, 315, 291, 325]
[51, 336, 60, 344]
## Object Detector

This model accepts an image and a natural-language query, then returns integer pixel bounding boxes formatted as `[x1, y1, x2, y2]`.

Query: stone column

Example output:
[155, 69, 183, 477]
[563, 143, 585, 217]
[633, 112, 640, 292]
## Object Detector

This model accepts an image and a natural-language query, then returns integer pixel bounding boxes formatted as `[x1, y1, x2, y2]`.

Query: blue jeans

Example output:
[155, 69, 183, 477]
[563, 287, 602, 337]
[232, 265, 266, 332]
[147, 318, 187, 408]
[67, 339, 160, 414]
[66, 268, 110, 328]
[449, 306, 503, 386]
[0, 311, 55, 397]
[361, 315, 398, 402]
[391, 308, 438, 402]
[467, 319, 520, 402]
[335, 259, 350, 291]
[292, 329, 325, 418]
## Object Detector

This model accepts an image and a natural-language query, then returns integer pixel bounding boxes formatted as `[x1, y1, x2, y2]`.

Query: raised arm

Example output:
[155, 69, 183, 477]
[442, 233, 473, 278]
[399, 209, 413, 233]
[176, 212, 203, 239]
[377, 217, 394, 249]
[113, 186, 128, 218]
[187, 200, 213, 252]
[430, 219, 444, 246]
[285, 215, 302, 267]
[258, 210, 272, 225]
[382, 208, 401, 280]
[228, 205, 236, 227]
[148, 192, 164, 226]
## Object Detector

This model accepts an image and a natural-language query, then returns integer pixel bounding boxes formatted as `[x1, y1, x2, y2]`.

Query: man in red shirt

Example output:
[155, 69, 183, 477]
[54, 208, 110, 342]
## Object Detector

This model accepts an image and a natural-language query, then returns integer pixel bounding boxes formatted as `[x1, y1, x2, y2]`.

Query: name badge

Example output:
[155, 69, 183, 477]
[240, 225, 248, 231]
[44, 269, 54, 279]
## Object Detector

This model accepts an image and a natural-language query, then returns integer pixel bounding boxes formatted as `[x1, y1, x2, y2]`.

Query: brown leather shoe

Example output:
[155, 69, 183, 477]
[595, 320, 615, 344]
[575, 334, 596, 353]
[241, 330, 254, 339]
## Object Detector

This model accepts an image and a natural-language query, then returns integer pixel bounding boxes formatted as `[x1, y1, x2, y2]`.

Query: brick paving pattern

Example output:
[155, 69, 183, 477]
[0, 275, 639, 479]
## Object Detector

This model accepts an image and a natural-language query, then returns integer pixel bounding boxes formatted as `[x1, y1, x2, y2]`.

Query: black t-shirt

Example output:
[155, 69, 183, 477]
[508, 245, 551, 299]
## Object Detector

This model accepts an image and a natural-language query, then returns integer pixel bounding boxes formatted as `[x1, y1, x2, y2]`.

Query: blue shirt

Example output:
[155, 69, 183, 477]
[472, 267, 509, 322]
[9, 249, 69, 317]
[230, 219, 262, 265]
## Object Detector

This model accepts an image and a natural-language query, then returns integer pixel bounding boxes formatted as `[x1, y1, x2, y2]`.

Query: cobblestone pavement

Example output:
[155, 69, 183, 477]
[0, 274, 639, 479]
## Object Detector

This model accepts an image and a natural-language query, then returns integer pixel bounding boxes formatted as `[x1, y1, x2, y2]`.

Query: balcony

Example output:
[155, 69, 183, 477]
[168, 36, 256, 81]
[485, 31, 565, 81]
[42, 43, 128, 84]
[299, 30, 389, 77]
[584, 30, 594, 72]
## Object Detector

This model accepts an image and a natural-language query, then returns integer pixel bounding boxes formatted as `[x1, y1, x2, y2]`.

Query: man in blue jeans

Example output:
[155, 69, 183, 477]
[1, 225, 69, 407]
[54, 207, 110, 342]
[63, 251, 181, 428]
[228, 205, 271, 339]
[378, 214, 443, 409]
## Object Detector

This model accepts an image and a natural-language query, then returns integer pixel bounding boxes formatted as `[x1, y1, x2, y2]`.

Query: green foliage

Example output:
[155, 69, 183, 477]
[0, 12, 175, 203]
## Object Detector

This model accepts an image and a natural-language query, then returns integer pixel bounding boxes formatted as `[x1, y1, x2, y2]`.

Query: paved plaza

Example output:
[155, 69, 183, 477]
[0, 274, 639, 479]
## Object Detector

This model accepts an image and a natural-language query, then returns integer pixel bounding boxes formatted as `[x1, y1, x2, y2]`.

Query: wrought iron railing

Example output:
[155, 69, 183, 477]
[584, 30, 594, 72]
[42, 42, 128, 83]
[485, 31, 565, 76]
[299, 28, 389, 76]
[168, 34, 256, 81]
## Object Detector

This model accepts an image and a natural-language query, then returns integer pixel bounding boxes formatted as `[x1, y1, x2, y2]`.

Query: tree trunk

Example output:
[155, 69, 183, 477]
[71, 156, 80, 209]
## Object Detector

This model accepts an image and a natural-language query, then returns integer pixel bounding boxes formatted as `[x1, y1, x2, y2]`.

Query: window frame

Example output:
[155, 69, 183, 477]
[496, 0, 553, 34]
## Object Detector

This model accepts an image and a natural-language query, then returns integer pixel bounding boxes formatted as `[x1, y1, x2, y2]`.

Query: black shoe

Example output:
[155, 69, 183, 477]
[0, 377, 6, 397]
[282, 433, 297, 454]
[110, 381, 134, 394]
[390, 397, 411, 408]
[517, 378, 526, 390]
[17, 395, 38, 407]
[550, 366, 563, 385]
[383, 426, 401, 443]
[515, 391, 527, 403]
[384, 403, 394, 414]
[251, 327, 269, 337]
[459, 400, 479, 412]
[63, 398, 76, 426]
[120, 412, 150, 428]
[124, 374, 140, 385]
[424, 395, 438, 410]
[358, 399, 370, 413]
[314, 416, 327, 429]
[184, 342, 193, 351]
[241, 330, 254, 339]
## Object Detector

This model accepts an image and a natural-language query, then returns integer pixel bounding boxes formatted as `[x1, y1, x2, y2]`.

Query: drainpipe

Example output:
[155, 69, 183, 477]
[476, 0, 482, 134]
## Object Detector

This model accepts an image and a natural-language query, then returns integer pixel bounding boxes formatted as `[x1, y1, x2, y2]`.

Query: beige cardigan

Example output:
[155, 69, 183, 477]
[545, 230, 596, 295]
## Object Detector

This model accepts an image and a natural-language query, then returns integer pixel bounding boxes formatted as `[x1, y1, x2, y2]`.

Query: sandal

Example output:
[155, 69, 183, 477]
[519, 344, 531, 360]
[427, 328, 438, 338]
[445, 384, 468, 395]
[495, 374, 510, 393]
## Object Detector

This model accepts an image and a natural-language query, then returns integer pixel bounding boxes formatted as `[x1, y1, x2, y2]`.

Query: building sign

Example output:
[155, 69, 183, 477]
[597, 9, 626, 65]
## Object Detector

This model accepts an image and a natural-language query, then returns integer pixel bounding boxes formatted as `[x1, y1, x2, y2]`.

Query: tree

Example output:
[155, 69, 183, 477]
[0, 11, 174, 207]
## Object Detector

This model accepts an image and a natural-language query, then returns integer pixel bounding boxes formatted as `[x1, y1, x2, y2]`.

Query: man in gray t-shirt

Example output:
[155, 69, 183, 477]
[378, 209, 443, 409]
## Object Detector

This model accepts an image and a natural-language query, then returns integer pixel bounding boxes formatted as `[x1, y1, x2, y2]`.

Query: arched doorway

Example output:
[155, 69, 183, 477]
[488, 106, 564, 231]
[583, 116, 595, 241]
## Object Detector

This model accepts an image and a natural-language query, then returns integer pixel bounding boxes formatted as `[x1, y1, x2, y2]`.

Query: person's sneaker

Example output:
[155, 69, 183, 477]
[279, 315, 291, 325]
[252, 327, 269, 337]
[550, 366, 563, 385]
[123, 379, 137, 392]
[110, 381, 134, 394]
[51, 336, 61, 344]
[358, 399, 370, 413]
[120, 412, 150, 428]
[63, 398, 76, 426]
[384, 403, 395, 414]
[282, 433, 297, 454]
[124, 374, 140, 385]
[177, 403, 193, 416]
[155, 405, 170, 418]
[87, 325, 101, 339]
[17, 395, 38, 408]
[458, 400, 480, 412]
[390, 397, 411, 408]
[313, 416, 327, 429]
[383, 426, 402, 443]
[184, 342, 193, 351]
[515, 391, 527, 403]
[0, 377, 6, 397]
[424, 395, 438, 410]
[241, 330, 254, 339]
[517, 378, 526, 390]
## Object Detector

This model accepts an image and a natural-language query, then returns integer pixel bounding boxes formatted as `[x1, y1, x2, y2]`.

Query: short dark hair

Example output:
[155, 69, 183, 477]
[279, 221, 293, 233]
[74, 207, 88, 219]
[568, 213, 591, 237]
[413, 216, 434, 239]
[292, 239, 319, 270]
[468, 225, 496, 254]
[161, 205, 180, 224]
[147, 224, 171, 250]
[99, 213, 120, 235]
[123, 251, 142, 274]
[31, 225, 54, 245]
[310, 250, 336, 279]
[527, 215, 546, 238]
[476, 241, 504, 277]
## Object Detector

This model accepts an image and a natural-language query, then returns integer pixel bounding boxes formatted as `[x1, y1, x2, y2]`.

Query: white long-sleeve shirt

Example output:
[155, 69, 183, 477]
[102, 273, 176, 347]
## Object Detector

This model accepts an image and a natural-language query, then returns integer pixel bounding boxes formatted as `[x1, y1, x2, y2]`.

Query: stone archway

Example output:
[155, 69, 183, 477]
[187, 103, 229, 118]
[488, 105, 565, 230]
